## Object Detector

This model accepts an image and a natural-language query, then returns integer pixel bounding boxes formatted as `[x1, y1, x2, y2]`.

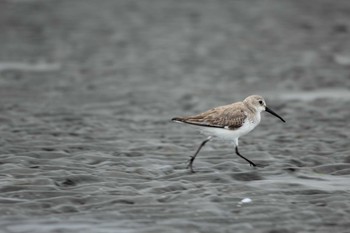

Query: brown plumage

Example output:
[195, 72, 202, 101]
[172, 102, 248, 130]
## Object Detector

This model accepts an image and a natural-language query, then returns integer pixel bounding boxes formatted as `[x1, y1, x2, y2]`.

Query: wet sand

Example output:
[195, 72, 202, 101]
[0, 0, 350, 232]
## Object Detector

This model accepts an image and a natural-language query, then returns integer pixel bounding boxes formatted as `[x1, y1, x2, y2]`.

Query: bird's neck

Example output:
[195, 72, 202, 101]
[243, 102, 261, 123]
[243, 102, 257, 114]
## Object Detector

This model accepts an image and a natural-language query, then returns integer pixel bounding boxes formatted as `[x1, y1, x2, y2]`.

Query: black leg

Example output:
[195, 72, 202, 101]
[187, 137, 211, 173]
[235, 146, 256, 167]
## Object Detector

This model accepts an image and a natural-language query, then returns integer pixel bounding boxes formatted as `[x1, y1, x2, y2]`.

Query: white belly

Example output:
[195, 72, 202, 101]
[199, 120, 258, 141]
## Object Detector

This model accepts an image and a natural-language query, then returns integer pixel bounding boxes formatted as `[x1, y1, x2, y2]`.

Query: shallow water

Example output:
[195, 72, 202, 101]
[0, 0, 350, 232]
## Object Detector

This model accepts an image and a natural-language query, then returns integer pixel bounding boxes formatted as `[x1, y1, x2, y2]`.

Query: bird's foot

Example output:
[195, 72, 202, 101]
[249, 161, 257, 167]
[186, 157, 196, 173]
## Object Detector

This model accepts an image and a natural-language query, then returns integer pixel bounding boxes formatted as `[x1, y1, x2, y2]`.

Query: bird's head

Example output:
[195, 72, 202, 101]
[244, 95, 285, 122]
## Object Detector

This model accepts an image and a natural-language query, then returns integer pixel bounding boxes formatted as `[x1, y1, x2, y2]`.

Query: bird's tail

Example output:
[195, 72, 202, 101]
[171, 117, 185, 123]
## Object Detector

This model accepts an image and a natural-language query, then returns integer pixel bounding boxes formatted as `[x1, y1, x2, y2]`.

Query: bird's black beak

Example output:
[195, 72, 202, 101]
[265, 107, 286, 123]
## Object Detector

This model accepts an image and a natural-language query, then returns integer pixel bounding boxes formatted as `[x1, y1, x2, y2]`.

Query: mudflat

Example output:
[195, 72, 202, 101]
[0, 0, 349, 232]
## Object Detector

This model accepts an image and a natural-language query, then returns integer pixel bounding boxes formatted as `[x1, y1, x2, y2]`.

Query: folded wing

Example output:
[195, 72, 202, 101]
[172, 104, 247, 130]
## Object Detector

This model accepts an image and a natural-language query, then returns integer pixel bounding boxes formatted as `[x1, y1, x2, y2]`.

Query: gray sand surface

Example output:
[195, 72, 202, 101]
[0, 0, 350, 232]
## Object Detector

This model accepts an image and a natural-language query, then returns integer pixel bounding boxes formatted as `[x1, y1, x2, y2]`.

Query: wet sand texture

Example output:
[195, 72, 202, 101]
[0, 0, 350, 232]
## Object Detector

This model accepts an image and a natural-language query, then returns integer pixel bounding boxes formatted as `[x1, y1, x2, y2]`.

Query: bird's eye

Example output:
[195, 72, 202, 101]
[259, 100, 263, 105]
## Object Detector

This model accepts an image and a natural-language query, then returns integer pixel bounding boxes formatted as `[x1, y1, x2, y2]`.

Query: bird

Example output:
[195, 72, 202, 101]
[171, 95, 286, 173]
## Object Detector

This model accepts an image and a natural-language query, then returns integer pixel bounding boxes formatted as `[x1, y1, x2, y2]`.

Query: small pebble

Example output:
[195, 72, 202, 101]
[240, 198, 252, 204]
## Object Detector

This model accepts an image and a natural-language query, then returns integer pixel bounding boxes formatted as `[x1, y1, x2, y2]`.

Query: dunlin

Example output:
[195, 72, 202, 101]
[172, 95, 285, 173]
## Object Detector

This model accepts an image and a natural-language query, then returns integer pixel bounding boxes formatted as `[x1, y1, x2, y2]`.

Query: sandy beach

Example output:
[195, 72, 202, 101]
[0, 0, 350, 232]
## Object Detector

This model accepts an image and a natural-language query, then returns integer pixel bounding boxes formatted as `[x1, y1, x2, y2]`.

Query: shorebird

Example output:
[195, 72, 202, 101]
[172, 95, 285, 173]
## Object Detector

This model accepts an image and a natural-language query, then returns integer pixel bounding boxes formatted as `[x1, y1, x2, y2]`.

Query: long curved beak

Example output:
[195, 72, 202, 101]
[265, 107, 286, 123]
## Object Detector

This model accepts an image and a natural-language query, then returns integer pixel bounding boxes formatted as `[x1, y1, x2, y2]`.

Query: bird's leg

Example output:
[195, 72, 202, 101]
[235, 146, 256, 167]
[187, 136, 212, 173]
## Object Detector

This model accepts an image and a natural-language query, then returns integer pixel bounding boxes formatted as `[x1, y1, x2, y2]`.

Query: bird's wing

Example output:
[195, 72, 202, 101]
[172, 104, 247, 130]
